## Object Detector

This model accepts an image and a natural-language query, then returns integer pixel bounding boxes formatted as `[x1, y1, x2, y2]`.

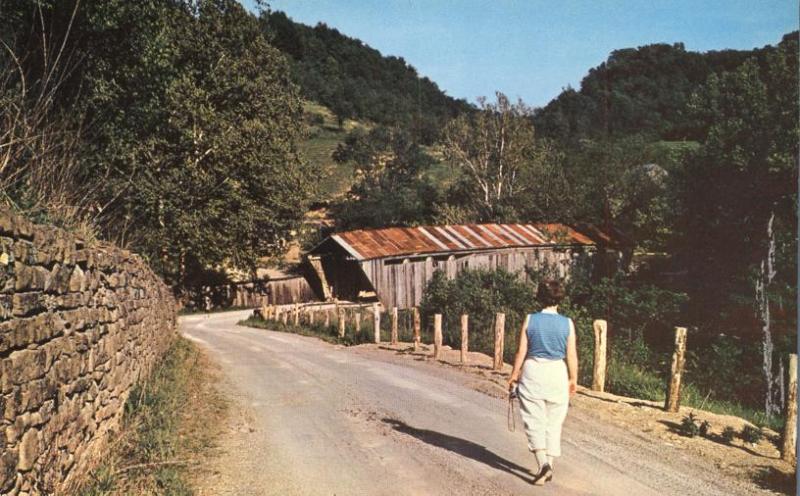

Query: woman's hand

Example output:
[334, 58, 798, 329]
[508, 375, 519, 392]
[568, 379, 577, 397]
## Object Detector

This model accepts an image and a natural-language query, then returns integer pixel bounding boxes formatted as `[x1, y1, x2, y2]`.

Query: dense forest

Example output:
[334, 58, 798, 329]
[533, 38, 784, 141]
[263, 10, 472, 142]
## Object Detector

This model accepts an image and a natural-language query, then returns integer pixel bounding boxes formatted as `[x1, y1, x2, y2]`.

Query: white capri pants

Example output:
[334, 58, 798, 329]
[517, 357, 569, 456]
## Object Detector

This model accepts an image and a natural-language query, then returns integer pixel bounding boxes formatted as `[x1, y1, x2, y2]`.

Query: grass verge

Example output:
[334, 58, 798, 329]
[239, 315, 375, 346]
[77, 337, 227, 495]
[607, 359, 784, 432]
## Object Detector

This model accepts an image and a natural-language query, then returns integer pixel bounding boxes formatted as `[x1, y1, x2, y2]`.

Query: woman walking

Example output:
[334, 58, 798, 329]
[508, 279, 578, 486]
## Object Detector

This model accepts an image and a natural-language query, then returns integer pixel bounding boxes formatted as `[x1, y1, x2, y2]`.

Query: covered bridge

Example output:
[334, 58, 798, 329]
[306, 223, 617, 309]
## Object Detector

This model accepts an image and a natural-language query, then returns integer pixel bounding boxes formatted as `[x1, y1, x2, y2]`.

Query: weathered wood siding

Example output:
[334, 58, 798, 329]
[224, 277, 317, 307]
[360, 246, 594, 309]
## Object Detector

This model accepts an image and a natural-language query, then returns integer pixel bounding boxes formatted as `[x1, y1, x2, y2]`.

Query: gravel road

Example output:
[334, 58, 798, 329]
[182, 311, 760, 496]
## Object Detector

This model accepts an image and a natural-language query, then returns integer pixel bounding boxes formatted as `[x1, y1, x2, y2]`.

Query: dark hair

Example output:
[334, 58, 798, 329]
[537, 279, 565, 307]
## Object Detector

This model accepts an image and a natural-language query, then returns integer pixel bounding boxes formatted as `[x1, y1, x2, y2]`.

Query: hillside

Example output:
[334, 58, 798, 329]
[263, 10, 472, 143]
[534, 32, 798, 142]
[300, 101, 459, 204]
[301, 101, 368, 200]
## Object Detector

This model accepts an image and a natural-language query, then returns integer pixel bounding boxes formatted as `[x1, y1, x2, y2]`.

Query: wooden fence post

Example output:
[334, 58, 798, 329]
[337, 307, 346, 338]
[390, 307, 399, 345]
[373, 303, 381, 344]
[354, 311, 361, 334]
[592, 319, 608, 392]
[493, 313, 505, 371]
[309, 309, 315, 325]
[433, 314, 442, 360]
[325, 309, 331, 327]
[781, 353, 797, 463]
[293, 303, 299, 326]
[282, 309, 288, 325]
[460, 314, 469, 364]
[413, 307, 421, 352]
[665, 327, 688, 412]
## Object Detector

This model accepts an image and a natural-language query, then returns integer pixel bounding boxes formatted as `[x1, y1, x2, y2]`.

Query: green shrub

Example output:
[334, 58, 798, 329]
[741, 424, 764, 444]
[679, 413, 701, 437]
[699, 420, 711, 437]
[606, 355, 665, 401]
[569, 272, 687, 347]
[721, 426, 737, 444]
[419, 269, 535, 363]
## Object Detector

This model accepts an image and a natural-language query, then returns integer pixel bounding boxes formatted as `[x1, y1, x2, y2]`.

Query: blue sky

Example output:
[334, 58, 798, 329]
[243, 1, 798, 107]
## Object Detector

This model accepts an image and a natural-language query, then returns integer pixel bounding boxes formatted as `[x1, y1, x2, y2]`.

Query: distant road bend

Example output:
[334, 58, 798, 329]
[182, 311, 756, 496]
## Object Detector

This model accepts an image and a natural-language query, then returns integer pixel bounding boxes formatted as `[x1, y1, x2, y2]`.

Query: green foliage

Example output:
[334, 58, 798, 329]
[558, 136, 682, 252]
[672, 35, 798, 415]
[263, 10, 471, 143]
[300, 104, 362, 199]
[699, 419, 711, 437]
[242, 312, 381, 346]
[331, 126, 439, 229]
[675, 36, 798, 335]
[606, 357, 665, 401]
[419, 269, 536, 363]
[679, 412, 702, 437]
[677, 414, 710, 439]
[740, 424, 764, 444]
[533, 40, 765, 141]
[3, 0, 315, 290]
[721, 426, 737, 444]
[686, 334, 762, 409]
[441, 93, 566, 222]
[571, 272, 687, 347]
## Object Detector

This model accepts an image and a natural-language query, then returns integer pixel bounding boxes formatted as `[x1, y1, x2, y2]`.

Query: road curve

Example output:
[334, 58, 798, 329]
[182, 311, 751, 496]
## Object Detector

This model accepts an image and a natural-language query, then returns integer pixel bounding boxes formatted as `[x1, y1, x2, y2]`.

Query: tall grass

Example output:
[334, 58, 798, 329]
[78, 337, 225, 495]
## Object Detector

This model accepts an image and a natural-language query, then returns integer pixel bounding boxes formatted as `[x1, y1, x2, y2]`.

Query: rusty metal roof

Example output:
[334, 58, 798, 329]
[320, 223, 597, 261]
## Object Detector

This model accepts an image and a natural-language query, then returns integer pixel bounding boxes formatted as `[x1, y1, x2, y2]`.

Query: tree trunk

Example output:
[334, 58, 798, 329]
[756, 210, 778, 417]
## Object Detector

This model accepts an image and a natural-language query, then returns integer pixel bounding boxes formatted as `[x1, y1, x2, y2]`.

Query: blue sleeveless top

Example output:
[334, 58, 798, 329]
[526, 312, 570, 360]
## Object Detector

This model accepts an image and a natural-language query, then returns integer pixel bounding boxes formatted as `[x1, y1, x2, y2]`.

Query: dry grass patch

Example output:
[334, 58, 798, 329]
[77, 337, 227, 495]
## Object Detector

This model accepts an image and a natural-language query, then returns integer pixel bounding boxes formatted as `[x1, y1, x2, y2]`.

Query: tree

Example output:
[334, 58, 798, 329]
[533, 41, 758, 142]
[102, 0, 313, 287]
[677, 38, 798, 416]
[442, 92, 540, 220]
[2, 0, 314, 291]
[262, 10, 471, 143]
[558, 136, 685, 252]
[332, 126, 437, 229]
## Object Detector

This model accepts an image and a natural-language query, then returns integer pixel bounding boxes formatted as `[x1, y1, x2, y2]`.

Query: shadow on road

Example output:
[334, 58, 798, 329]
[752, 465, 797, 495]
[382, 418, 535, 484]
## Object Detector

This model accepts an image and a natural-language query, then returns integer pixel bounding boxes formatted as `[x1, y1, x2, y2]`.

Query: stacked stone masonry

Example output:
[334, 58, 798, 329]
[0, 210, 177, 495]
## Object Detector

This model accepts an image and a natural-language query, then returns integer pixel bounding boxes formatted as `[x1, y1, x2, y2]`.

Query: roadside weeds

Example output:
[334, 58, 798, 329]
[77, 337, 228, 495]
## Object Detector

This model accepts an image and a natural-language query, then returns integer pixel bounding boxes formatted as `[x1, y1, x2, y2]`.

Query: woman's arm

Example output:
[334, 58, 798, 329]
[566, 319, 578, 396]
[508, 315, 529, 391]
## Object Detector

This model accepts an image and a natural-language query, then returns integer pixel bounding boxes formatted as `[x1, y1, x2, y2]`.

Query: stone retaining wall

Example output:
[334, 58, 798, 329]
[0, 210, 176, 494]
